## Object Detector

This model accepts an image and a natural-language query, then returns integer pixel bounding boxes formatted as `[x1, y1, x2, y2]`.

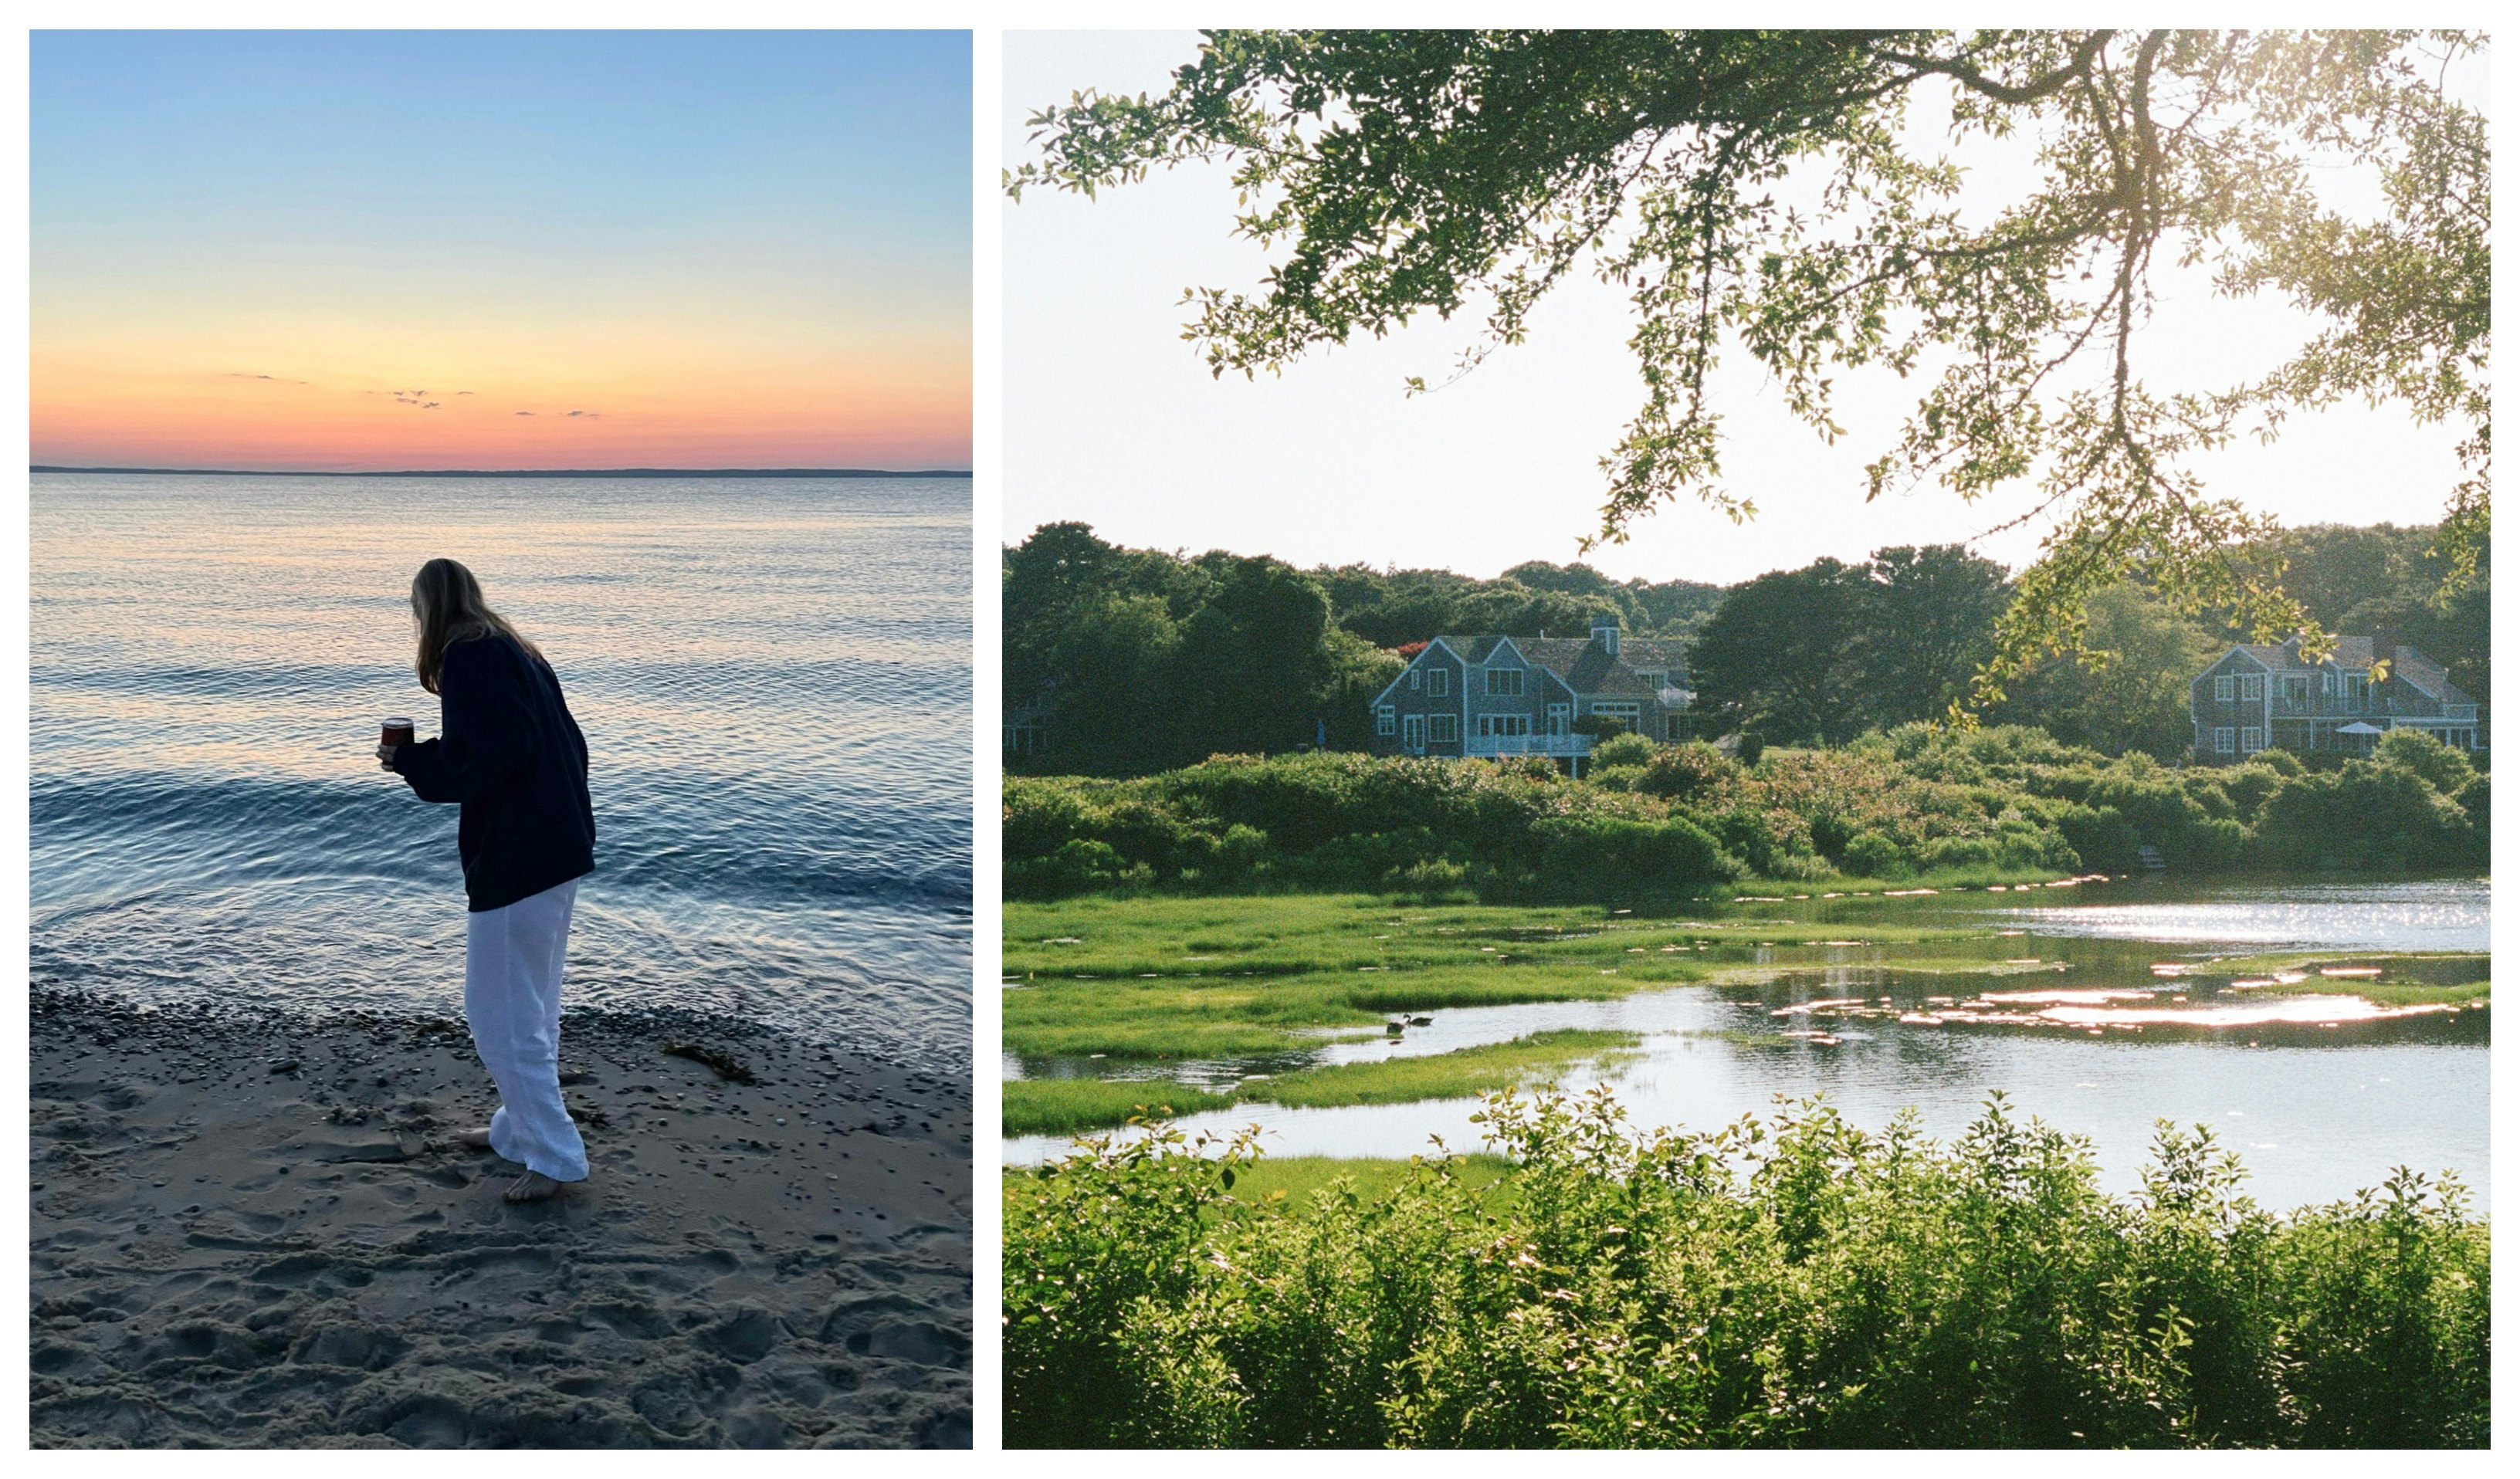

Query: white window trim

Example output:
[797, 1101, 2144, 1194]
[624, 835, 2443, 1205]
[2215, 727, 2236, 754]
[1374, 706, 1395, 736]
[2241, 726, 2264, 753]
[2213, 675, 2234, 702]
[1428, 713, 1460, 743]
[1427, 668, 1448, 698]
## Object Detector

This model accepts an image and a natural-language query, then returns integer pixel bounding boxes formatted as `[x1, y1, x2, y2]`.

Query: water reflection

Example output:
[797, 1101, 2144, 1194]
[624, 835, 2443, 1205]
[1005, 877, 2490, 1209]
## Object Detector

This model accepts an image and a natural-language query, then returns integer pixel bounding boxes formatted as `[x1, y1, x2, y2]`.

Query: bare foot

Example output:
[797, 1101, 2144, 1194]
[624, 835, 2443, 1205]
[503, 1170, 565, 1203]
[456, 1128, 493, 1152]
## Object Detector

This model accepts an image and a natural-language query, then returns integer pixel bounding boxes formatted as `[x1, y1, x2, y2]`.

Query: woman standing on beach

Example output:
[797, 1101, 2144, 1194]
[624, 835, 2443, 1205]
[378, 557, 597, 1203]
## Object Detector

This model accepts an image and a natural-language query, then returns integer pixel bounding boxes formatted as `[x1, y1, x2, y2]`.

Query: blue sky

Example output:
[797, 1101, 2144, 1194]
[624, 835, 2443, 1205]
[34, 30, 973, 469]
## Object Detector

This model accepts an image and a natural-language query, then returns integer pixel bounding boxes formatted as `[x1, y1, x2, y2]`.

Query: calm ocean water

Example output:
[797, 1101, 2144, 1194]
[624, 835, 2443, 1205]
[32, 473, 971, 1070]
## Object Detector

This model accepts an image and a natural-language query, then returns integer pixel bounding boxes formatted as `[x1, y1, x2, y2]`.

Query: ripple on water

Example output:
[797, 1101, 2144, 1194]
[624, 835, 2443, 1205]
[32, 475, 973, 1068]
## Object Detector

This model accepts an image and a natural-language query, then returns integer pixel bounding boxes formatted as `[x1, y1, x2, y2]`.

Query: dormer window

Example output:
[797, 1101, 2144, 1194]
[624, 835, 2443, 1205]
[1637, 670, 1664, 689]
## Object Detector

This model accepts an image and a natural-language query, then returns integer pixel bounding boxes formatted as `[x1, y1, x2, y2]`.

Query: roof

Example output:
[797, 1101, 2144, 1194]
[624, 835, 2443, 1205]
[1424, 631, 1688, 701]
[2212, 635, 2474, 707]
[2390, 645, 2475, 706]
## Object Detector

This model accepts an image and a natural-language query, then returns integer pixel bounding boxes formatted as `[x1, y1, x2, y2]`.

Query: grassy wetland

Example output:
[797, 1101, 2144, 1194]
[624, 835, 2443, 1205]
[1003, 888, 2487, 1146]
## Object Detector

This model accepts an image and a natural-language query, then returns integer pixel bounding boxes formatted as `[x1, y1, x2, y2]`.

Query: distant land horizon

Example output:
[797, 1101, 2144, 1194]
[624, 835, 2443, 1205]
[32, 465, 972, 479]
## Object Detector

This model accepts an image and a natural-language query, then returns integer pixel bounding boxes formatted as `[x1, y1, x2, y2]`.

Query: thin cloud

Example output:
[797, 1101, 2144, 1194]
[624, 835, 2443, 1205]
[222, 372, 309, 385]
[564, 409, 602, 419]
[515, 411, 535, 417]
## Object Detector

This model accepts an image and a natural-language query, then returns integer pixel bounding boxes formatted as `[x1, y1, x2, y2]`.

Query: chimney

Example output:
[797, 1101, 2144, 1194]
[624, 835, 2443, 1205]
[1591, 613, 1620, 658]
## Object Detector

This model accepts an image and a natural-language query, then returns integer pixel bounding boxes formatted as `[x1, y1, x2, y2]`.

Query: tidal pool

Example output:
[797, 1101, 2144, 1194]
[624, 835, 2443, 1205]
[1004, 877, 2489, 1210]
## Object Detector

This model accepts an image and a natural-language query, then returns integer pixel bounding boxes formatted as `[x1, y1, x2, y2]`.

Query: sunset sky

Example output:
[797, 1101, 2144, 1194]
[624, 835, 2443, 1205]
[33, 31, 970, 472]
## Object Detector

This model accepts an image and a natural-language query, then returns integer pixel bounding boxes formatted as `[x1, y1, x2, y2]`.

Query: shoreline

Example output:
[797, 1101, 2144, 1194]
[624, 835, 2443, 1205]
[31, 989, 972, 1448]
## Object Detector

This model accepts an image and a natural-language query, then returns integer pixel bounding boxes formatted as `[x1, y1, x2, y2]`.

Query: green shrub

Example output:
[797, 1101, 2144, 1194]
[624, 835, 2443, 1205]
[1005, 1091, 2490, 1448]
[2454, 773, 2488, 832]
[1591, 732, 1658, 768]
[2253, 760, 2481, 871]
[1634, 740, 1739, 804]
[1533, 813, 1740, 894]
[1841, 830, 1910, 878]
[2376, 729, 2478, 795]
[2253, 746, 2305, 777]
[1002, 722, 2489, 899]
[1008, 838, 1133, 898]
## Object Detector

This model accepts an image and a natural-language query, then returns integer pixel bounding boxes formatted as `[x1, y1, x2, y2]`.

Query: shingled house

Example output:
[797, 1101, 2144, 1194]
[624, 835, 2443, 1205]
[1367, 615, 1689, 769]
[2190, 635, 2483, 761]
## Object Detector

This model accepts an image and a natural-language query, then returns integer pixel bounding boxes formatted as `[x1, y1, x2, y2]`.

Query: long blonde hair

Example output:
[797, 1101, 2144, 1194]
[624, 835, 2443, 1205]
[411, 557, 543, 694]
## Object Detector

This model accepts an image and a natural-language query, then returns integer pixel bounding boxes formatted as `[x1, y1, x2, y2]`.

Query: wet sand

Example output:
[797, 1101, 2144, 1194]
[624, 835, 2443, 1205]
[30, 989, 972, 1448]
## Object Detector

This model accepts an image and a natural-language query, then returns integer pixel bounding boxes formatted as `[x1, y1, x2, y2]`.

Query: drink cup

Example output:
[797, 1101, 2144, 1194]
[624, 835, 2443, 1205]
[382, 717, 415, 749]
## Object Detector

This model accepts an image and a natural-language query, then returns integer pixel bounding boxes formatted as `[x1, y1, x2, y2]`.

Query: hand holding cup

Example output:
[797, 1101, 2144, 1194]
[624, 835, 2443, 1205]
[379, 716, 415, 771]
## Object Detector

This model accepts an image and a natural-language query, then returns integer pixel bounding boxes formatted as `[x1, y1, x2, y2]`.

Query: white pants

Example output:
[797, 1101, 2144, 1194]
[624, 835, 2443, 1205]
[464, 878, 588, 1182]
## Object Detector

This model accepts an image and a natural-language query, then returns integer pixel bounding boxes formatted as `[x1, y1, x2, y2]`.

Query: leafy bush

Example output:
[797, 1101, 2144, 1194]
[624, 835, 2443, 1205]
[1841, 830, 1909, 878]
[1004, 720, 2488, 899]
[2375, 729, 2477, 795]
[1591, 732, 1659, 768]
[1634, 741, 1739, 804]
[1006, 1091, 2490, 1449]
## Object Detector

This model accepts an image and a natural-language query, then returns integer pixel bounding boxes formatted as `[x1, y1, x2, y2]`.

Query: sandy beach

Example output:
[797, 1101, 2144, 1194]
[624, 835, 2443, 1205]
[30, 988, 972, 1448]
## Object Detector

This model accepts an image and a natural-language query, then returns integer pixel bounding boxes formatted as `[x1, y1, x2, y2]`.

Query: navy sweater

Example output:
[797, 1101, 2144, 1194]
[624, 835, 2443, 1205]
[391, 632, 596, 912]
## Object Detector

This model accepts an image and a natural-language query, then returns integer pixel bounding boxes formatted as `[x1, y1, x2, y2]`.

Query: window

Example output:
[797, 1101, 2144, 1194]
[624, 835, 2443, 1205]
[1636, 670, 1664, 689]
[1666, 714, 1688, 740]
[1409, 669, 1421, 692]
[1428, 713, 1460, 743]
[2213, 675, 2234, 702]
[2241, 726, 2264, 753]
[2238, 674, 2265, 702]
[1403, 714, 1426, 750]
[2215, 727, 2236, 754]
[2346, 675, 2369, 706]
[1546, 703, 1570, 736]
[1426, 668, 1449, 698]
[1590, 702, 1642, 729]
[1375, 706, 1395, 737]
[1478, 714, 1531, 738]
[1485, 667, 1523, 697]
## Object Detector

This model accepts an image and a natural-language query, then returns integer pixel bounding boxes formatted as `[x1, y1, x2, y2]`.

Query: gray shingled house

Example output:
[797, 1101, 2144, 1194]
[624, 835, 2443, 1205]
[1367, 615, 1690, 770]
[2190, 635, 2483, 762]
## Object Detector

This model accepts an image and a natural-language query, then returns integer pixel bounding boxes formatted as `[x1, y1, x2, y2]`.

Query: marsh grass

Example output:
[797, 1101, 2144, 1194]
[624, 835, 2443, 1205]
[1005, 1031, 1644, 1133]
[1003, 1077, 1234, 1137]
[1245, 1030, 1644, 1108]
[1004, 892, 1990, 1059]
[1005, 1152, 1520, 1212]
[2310, 978, 2489, 1007]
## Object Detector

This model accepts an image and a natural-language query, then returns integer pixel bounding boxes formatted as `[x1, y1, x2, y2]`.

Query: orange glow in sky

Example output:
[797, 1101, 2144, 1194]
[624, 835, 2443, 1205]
[33, 32, 970, 472]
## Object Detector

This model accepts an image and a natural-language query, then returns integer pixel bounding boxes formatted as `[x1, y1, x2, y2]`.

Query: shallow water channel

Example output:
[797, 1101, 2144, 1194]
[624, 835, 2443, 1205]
[1004, 878, 2489, 1210]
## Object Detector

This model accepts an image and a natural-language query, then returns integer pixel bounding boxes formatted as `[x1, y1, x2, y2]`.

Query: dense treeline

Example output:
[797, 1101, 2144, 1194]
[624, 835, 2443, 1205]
[1010, 522, 2485, 777]
[1005, 524, 1722, 775]
[1004, 726, 2488, 899]
[1692, 524, 2490, 756]
[1006, 1090, 2490, 1448]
